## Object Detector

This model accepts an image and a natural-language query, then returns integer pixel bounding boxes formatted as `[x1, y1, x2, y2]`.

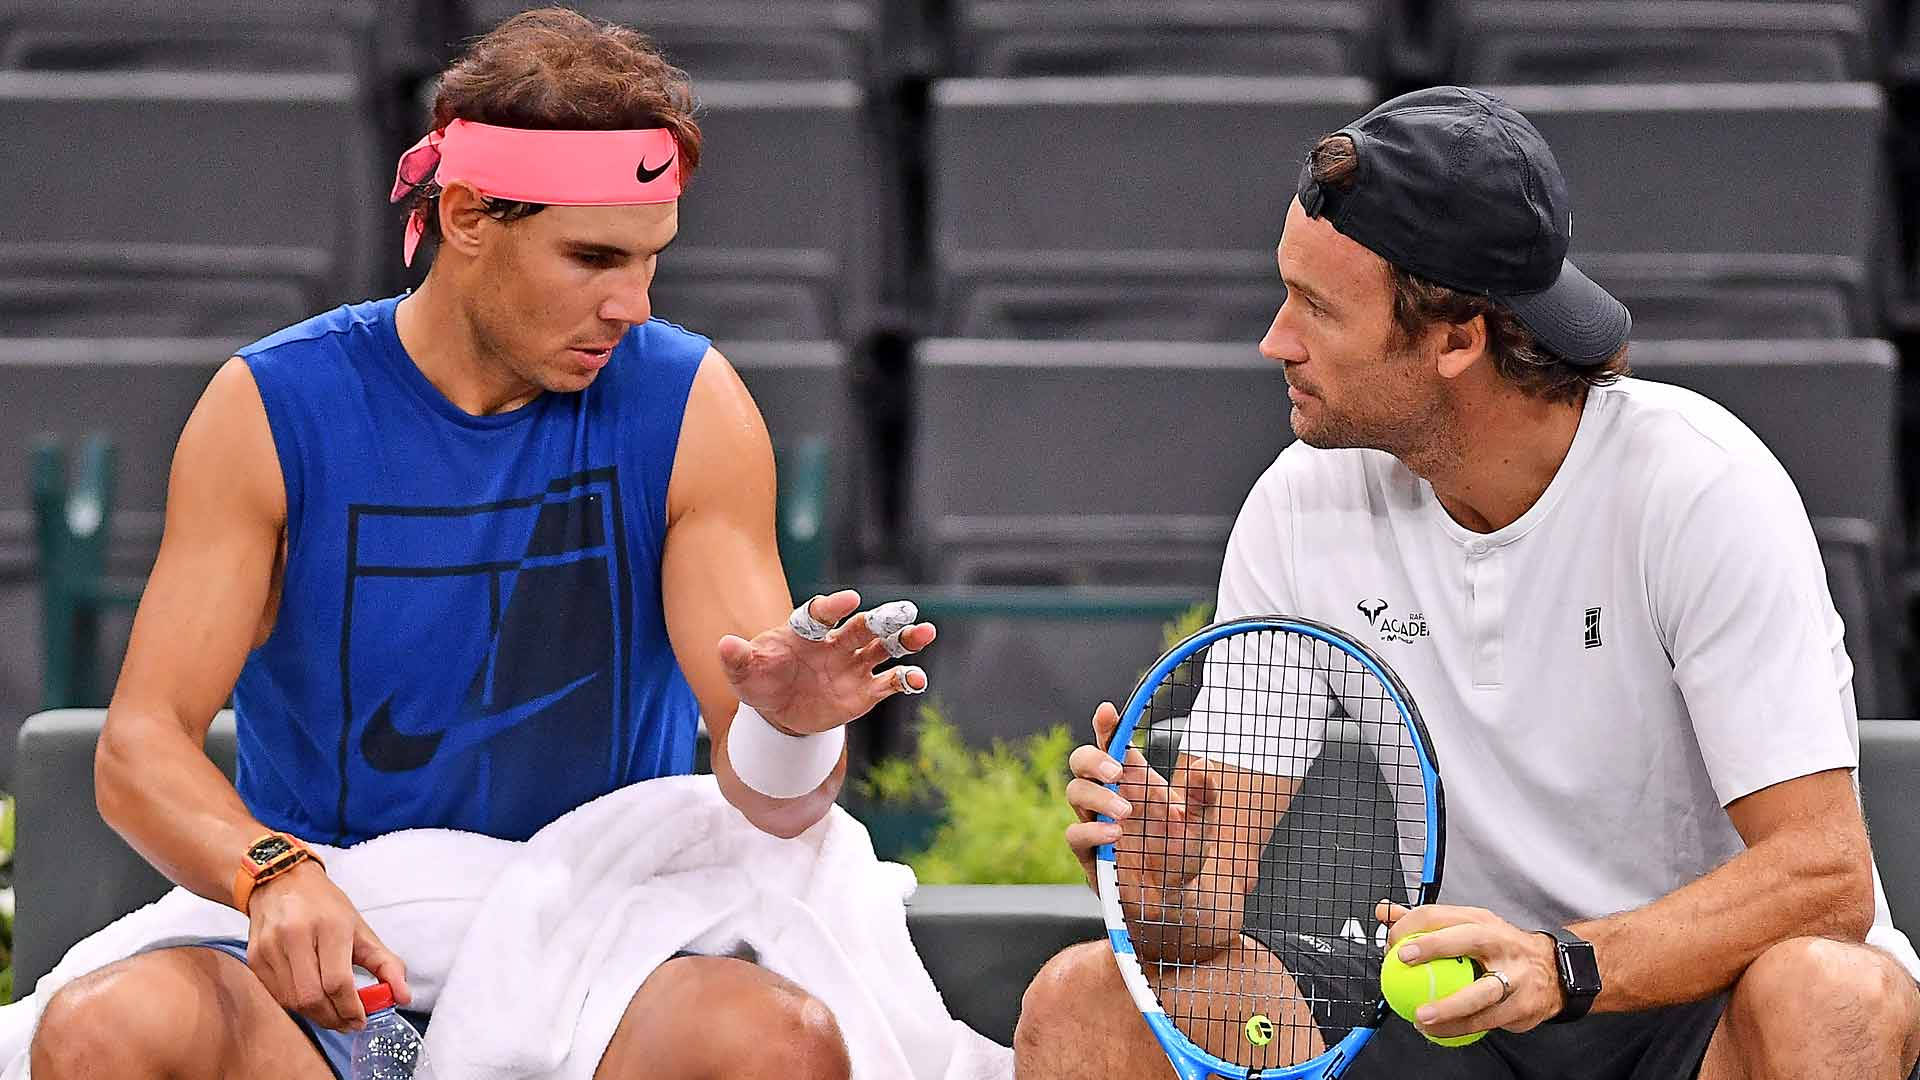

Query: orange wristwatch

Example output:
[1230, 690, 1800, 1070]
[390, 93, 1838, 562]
[232, 831, 323, 914]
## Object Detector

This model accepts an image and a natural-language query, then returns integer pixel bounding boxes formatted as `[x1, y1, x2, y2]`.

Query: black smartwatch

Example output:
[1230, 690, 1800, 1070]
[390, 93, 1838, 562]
[1536, 927, 1601, 1023]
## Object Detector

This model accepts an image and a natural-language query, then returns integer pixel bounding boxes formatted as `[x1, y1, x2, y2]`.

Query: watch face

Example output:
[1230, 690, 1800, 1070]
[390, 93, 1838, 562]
[1560, 942, 1603, 995]
[247, 835, 294, 866]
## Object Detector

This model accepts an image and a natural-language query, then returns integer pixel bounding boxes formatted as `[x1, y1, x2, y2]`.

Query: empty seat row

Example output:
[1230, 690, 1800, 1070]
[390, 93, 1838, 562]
[2, 74, 1892, 345]
[0, 0, 422, 80]
[909, 337, 1900, 575]
[0, 72, 876, 343]
[933, 78, 1885, 342]
[0, 1, 1891, 83]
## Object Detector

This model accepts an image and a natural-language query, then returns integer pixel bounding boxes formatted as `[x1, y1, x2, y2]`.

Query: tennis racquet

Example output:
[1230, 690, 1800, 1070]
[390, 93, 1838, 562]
[1094, 615, 1445, 1079]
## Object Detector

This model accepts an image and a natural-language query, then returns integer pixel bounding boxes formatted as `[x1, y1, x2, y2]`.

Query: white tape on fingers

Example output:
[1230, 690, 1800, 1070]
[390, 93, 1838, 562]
[864, 600, 918, 639]
[788, 599, 835, 642]
[726, 702, 845, 799]
[892, 666, 927, 695]
[880, 627, 910, 659]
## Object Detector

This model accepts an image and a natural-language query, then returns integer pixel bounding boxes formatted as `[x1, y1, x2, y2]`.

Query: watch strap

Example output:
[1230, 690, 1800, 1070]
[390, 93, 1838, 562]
[1537, 927, 1600, 1024]
[231, 831, 322, 914]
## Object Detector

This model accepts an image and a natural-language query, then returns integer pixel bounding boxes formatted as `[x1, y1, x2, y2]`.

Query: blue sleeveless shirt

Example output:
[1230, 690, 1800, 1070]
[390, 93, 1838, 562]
[233, 295, 707, 844]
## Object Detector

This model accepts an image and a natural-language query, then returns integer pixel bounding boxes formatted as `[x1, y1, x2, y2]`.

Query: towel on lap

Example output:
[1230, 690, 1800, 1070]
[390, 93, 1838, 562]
[0, 776, 1012, 1080]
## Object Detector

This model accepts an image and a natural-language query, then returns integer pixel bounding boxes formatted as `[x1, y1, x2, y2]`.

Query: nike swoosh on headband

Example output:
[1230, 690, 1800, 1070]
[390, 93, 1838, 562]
[636, 153, 675, 184]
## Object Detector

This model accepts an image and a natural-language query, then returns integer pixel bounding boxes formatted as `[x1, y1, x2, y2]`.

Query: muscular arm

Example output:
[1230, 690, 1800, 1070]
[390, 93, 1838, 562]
[96, 358, 291, 904]
[1570, 766, 1873, 1013]
[660, 348, 839, 838]
[1392, 764, 1877, 1036]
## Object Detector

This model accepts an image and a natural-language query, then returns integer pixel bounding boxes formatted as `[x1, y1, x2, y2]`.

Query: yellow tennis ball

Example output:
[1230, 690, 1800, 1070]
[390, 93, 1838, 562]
[1379, 931, 1487, 1048]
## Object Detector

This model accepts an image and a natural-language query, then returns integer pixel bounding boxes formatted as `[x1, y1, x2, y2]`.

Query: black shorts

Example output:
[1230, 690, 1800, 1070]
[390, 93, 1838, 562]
[1246, 928, 1723, 1080]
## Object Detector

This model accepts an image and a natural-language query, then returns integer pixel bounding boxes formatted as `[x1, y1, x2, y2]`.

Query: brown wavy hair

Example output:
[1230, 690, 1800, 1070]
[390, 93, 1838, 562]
[1306, 133, 1628, 405]
[405, 7, 702, 251]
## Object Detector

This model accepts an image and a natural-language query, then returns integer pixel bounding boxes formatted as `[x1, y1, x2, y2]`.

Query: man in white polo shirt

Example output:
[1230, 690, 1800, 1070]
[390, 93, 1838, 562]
[1015, 86, 1920, 1079]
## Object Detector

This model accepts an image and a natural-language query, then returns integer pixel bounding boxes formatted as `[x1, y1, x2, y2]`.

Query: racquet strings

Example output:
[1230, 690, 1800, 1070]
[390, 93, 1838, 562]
[1125, 627, 1431, 1069]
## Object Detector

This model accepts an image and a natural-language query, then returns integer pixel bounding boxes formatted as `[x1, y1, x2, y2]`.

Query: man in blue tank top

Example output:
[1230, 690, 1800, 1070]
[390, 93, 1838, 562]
[30, 10, 932, 1080]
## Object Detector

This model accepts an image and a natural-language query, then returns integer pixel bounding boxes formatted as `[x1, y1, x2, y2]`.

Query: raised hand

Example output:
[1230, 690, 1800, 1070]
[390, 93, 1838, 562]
[1066, 702, 1214, 892]
[716, 589, 936, 736]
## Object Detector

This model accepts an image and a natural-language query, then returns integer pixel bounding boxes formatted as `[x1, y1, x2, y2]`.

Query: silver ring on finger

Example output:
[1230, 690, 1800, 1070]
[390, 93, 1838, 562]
[788, 599, 833, 641]
[1486, 968, 1512, 1004]
[893, 666, 926, 694]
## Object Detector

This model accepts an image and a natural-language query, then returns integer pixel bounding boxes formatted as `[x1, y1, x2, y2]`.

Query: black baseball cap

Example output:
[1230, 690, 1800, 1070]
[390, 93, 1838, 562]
[1295, 86, 1630, 367]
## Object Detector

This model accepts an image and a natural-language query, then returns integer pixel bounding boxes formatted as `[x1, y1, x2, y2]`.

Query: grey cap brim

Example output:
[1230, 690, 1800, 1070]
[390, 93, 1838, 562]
[1498, 258, 1632, 367]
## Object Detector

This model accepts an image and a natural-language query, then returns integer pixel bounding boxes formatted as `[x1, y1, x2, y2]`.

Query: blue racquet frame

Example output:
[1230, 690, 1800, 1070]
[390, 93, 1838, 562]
[1094, 615, 1446, 1080]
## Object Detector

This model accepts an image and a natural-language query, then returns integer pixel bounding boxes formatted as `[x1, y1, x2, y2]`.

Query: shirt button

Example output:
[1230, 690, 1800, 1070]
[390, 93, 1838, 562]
[1467, 540, 1488, 556]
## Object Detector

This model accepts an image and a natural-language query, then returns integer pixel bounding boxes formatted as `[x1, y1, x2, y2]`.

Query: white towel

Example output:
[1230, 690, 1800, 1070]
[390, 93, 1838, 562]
[0, 776, 1012, 1080]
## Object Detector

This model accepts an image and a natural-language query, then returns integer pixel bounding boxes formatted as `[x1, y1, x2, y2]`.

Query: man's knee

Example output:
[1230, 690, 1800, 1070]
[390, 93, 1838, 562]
[753, 981, 849, 1080]
[1015, 941, 1125, 1057]
[658, 956, 849, 1080]
[1732, 937, 1919, 1051]
[32, 951, 219, 1079]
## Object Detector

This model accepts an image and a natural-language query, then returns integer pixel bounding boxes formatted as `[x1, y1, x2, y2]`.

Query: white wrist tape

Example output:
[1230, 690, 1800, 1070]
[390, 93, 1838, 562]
[726, 702, 845, 799]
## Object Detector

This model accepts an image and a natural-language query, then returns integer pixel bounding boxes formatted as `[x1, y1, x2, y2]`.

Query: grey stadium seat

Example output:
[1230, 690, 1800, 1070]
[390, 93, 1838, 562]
[0, 246, 315, 339]
[1497, 82, 1885, 339]
[1860, 720, 1920, 933]
[464, 0, 880, 81]
[13, 709, 236, 999]
[1456, 2, 1873, 85]
[909, 339, 1292, 585]
[930, 76, 1375, 341]
[0, 0, 399, 78]
[952, 0, 1381, 78]
[649, 80, 874, 341]
[0, 71, 383, 313]
[724, 341, 860, 580]
[0, 339, 224, 782]
[907, 338, 1289, 746]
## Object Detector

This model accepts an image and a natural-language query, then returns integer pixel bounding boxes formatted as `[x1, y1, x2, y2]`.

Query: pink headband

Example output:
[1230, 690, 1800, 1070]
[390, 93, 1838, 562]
[389, 119, 685, 266]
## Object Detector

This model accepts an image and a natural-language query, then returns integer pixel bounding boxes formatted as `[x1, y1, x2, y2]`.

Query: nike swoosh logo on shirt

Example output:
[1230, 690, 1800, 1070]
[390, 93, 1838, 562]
[358, 670, 600, 773]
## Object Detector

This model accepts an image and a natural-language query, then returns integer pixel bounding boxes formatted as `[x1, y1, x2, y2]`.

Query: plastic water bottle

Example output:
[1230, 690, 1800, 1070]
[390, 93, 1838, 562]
[350, 982, 435, 1080]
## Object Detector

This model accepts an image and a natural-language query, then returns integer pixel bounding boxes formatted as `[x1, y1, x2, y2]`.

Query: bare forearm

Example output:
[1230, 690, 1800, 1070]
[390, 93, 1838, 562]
[1573, 826, 1874, 1013]
[96, 708, 270, 908]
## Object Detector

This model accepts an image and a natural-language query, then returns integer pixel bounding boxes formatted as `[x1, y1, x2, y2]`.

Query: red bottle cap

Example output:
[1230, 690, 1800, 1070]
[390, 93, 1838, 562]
[358, 982, 396, 1013]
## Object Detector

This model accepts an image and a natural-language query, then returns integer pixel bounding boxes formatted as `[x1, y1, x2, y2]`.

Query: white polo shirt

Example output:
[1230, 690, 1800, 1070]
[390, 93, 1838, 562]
[1207, 376, 1920, 977]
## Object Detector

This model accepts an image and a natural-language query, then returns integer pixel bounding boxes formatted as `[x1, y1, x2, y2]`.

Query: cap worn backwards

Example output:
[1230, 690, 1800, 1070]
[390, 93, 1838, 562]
[1295, 86, 1630, 367]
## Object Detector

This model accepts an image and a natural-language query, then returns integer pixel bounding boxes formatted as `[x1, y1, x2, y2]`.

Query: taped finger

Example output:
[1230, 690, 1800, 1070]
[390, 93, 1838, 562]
[864, 600, 918, 639]
[892, 665, 927, 694]
[880, 626, 911, 659]
[788, 597, 836, 642]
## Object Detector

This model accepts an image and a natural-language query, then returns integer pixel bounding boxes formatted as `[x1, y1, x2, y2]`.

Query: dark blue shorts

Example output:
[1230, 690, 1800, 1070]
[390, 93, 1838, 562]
[183, 938, 431, 1080]
[1244, 928, 1723, 1080]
